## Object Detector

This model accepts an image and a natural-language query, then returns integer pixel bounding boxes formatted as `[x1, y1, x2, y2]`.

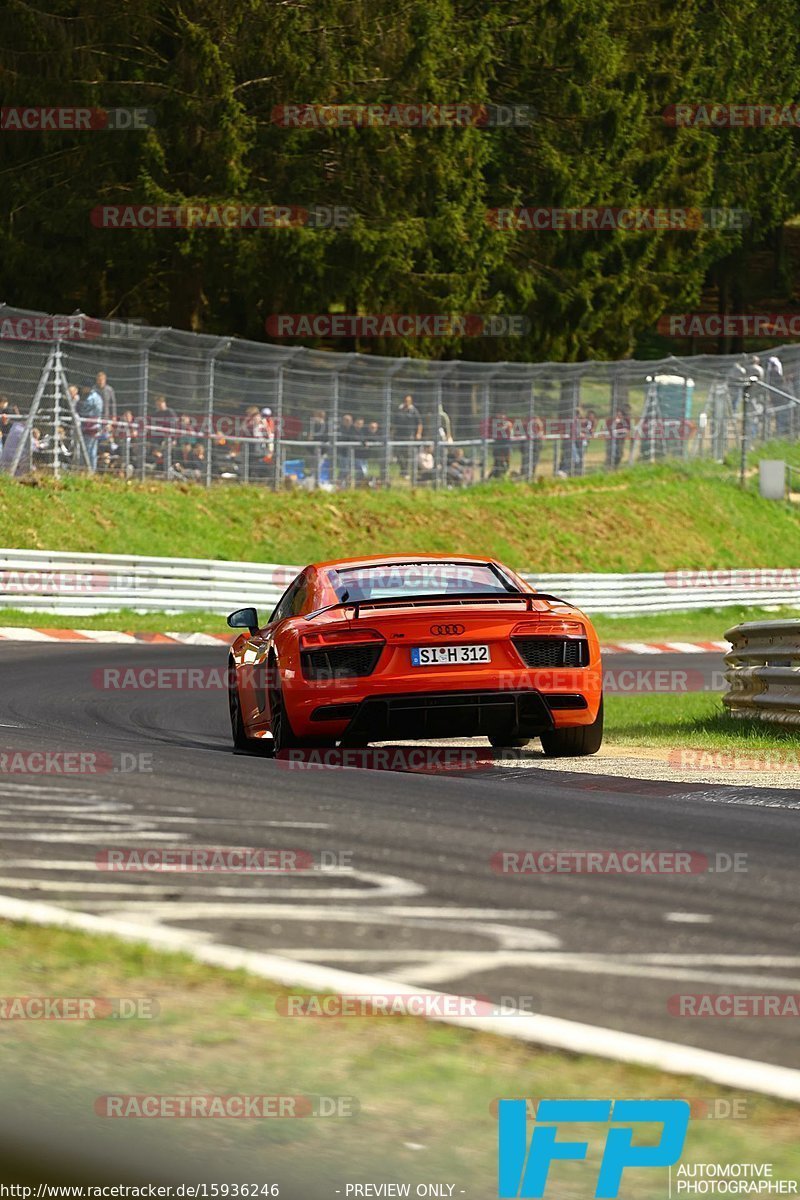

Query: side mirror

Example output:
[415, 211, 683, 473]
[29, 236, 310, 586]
[227, 606, 259, 635]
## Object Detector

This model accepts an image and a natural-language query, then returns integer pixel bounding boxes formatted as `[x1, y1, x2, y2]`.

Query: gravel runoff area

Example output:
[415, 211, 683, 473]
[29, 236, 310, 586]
[507, 743, 800, 791]
[395, 740, 800, 791]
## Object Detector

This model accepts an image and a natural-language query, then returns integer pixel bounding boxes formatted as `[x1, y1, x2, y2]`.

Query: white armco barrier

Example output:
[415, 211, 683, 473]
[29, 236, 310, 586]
[1, 549, 800, 616]
[724, 619, 800, 726]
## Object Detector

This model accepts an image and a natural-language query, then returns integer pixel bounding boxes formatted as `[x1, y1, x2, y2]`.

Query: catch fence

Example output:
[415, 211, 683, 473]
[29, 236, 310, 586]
[1, 304, 799, 489]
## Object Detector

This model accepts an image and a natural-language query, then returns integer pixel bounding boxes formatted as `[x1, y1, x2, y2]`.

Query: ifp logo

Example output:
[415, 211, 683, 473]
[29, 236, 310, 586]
[498, 1099, 689, 1197]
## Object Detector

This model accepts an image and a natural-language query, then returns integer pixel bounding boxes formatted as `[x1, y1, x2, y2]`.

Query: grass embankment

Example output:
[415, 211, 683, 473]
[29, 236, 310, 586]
[1, 920, 798, 1195]
[3, 456, 800, 571]
[605, 695, 800, 753]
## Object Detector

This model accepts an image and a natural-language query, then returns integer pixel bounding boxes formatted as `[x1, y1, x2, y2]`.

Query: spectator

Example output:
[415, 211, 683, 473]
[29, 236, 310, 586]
[416, 442, 436, 484]
[116, 409, 141, 475]
[152, 394, 178, 437]
[527, 412, 543, 478]
[215, 437, 241, 480]
[0, 395, 18, 448]
[242, 405, 260, 436]
[727, 360, 748, 413]
[490, 412, 512, 478]
[260, 406, 276, 462]
[41, 424, 72, 468]
[766, 354, 789, 436]
[30, 427, 44, 467]
[76, 379, 103, 471]
[396, 394, 422, 477]
[185, 442, 207, 482]
[307, 409, 326, 440]
[149, 395, 178, 466]
[96, 371, 117, 421]
[446, 446, 472, 487]
[609, 402, 630, 468]
[97, 417, 119, 466]
[364, 419, 383, 482]
[558, 406, 587, 477]
[748, 355, 766, 437]
[437, 402, 453, 443]
[337, 413, 356, 483]
[177, 414, 198, 465]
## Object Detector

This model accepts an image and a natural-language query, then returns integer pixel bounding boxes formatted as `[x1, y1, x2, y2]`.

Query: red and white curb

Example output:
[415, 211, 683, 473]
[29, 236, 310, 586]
[0, 627, 233, 645]
[602, 640, 730, 655]
[0, 627, 729, 654]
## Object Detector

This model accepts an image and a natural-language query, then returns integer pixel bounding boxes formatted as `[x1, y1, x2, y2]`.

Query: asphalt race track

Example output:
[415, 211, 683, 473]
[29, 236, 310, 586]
[1, 642, 798, 1071]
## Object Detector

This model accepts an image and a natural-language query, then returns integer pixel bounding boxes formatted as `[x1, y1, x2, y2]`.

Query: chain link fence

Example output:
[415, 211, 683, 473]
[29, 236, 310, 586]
[1, 304, 799, 489]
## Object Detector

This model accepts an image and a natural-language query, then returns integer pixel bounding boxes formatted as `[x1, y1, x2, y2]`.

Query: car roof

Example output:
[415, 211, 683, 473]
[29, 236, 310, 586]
[311, 553, 499, 572]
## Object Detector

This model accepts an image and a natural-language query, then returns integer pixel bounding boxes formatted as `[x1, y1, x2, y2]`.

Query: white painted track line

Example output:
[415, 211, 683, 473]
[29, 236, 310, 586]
[2, 893, 799, 1103]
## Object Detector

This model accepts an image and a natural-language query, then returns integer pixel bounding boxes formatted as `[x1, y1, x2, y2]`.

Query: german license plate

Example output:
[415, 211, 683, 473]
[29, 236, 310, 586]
[410, 644, 490, 666]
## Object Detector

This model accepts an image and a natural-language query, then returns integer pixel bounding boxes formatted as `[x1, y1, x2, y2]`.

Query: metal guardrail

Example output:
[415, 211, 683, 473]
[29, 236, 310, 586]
[723, 619, 800, 725]
[2, 548, 800, 616]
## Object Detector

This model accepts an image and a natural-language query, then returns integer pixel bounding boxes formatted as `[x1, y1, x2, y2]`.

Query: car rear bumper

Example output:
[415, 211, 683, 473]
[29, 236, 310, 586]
[321, 688, 559, 741]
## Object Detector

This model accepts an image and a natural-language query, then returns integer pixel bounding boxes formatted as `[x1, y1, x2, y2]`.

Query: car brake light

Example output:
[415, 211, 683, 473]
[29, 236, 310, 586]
[511, 620, 586, 636]
[300, 628, 385, 649]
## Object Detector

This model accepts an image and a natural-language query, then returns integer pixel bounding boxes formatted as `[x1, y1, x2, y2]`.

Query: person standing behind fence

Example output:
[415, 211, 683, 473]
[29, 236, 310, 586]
[609, 402, 630, 468]
[76, 380, 103, 471]
[766, 354, 788, 436]
[396, 394, 422, 478]
[96, 371, 117, 421]
[0, 395, 19, 448]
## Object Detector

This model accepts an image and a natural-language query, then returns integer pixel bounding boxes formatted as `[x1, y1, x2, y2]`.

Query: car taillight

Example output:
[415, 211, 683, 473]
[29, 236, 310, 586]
[511, 620, 586, 637]
[300, 628, 385, 649]
[300, 628, 385, 680]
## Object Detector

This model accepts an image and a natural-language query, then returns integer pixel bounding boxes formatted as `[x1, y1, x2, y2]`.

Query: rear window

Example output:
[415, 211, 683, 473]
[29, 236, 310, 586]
[326, 561, 518, 602]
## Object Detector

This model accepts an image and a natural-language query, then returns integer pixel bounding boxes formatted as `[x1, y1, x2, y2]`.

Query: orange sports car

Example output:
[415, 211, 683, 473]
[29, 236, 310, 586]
[226, 554, 603, 756]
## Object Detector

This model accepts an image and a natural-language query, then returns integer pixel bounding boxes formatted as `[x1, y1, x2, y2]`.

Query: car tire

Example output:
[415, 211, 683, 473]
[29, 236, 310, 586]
[540, 698, 603, 757]
[268, 659, 301, 753]
[487, 735, 531, 749]
[228, 658, 273, 755]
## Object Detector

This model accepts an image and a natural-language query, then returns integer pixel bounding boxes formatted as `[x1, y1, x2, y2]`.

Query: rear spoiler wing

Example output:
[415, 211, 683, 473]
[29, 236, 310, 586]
[306, 591, 572, 620]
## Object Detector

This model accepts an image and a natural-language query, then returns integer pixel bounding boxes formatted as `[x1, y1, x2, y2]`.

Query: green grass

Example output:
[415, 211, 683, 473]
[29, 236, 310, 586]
[0, 607, 230, 632]
[1, 920, 799, 1196]
[1, 603, 796, 643]
[606, 693, 800, 752]
[593, 606, 800, 644]
[3, 455, 800, 572]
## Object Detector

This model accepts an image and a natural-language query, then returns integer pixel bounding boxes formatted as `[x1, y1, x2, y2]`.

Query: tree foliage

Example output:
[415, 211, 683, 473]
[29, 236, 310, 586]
[1, 0, 798, 359]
